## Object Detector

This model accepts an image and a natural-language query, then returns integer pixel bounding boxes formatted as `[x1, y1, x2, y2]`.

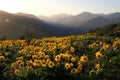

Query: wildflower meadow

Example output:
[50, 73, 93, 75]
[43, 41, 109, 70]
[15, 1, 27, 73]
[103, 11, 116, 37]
[0, 33, 120, 80]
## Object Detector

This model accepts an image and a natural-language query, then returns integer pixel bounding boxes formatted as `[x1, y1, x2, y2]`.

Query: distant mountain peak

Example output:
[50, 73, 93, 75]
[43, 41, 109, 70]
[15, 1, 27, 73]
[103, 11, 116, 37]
[51, 13, 72, 18]
[15, 12, 39, 20]
[0, 10, 7, 13]
[81, 12, 92, 15]
[0, 10, 11, 14]
[106, 12, 120, 19]
[75, 12, 94, 17]
[111, 12, 120, 14]
[108, 12, 120, 16]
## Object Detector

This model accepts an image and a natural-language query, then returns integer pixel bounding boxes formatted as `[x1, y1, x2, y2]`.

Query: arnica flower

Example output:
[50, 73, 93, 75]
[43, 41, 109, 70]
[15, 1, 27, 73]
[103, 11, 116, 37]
[48, 61, 54, 68]
[78, 61, 82, 67]
[0, 56, 5, 60]
[19, 62, 24, 67]
[34, 60, 39, 63]
[71, 57, 76, 62]
[16, 60, 22, 64]
[77, 67, 82, 73]
[60, 53, 64, 58]
[11, 63, 16, 67]
[70, 47, 75, 52]
[46, 58, 51, 63]
[77, 61, 82, 68]
[99, 42, 103, 45]
[40, 60, 46, 67]
[26, 60, 33, 65]
[70, 63, 74, 67]
[65, 63, 71, 69]
[103, 44, 110, 51]
[55, 55, 61, 62]
[32, 62, 38, 67]
[45, 55, 50, 59]
[71, 68, 77, 73]
[66, 50, 70, 54]
[32, 55, 37, 59]
[26, 66, 32, 70]
[95, 51, 104, 59]
[40, 51, 46, 57]
[80, 55, 88, 63]
[64, 54, 71, 60]
[14, 69, 20, 75]
[95, 63, 101, 70]
[16, 56, 23, 61]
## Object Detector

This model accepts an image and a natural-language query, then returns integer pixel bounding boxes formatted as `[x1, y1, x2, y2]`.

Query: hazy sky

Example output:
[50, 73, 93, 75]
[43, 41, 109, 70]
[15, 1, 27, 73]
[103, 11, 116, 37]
[0, 0, 120, 16]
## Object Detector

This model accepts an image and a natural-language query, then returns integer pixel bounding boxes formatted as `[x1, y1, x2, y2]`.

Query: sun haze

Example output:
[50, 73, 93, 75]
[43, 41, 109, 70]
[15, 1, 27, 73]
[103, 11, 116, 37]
[0, 0, 120, 16]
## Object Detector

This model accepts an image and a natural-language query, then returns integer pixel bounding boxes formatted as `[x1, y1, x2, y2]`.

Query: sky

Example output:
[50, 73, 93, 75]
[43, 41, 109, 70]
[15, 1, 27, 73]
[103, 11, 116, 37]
[0, 0, 120, 16]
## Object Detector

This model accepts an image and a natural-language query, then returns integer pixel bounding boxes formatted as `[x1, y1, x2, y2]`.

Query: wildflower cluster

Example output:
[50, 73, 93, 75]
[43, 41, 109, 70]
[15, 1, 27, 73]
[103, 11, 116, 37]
[0, 34, 120, 80]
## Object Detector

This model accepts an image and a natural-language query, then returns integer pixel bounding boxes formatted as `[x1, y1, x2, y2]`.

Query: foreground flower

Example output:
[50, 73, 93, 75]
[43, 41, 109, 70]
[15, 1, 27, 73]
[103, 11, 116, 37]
[77, 67, 82, 73]
[32, 62, 39, 67]
[14, 69, 20, 75]
[11, 63, 16, 67]
[103, 44, 110, 51]
[55, 55, 61, 62]
[0, 56, 5, 60]
[71, 68, 77, 73]
[95, 51, 104, 59]
[70, 63, 74, 67]
[48, 61, 54, 68]
[71, 57, 76, 62]
[65, 63, 71, 69]
[95, 63, 101, 70]
[40, 60, 46, 67]
[80, 55, 88, 63]
[26, 66, 33, 70]
[70, 47, 75, 52]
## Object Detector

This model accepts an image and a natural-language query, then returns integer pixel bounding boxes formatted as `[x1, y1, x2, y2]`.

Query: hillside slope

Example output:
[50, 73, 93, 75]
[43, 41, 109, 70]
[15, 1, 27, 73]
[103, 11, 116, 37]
[0, 11, 54, 39]
[39, 12, 120, 33]
[88, 23, 120, 37]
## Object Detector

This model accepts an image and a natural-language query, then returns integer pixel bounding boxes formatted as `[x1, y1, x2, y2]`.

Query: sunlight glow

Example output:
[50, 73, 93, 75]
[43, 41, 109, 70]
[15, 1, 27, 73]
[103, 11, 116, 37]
[0, 0, 23, 13]
[0, 0, 120, 16]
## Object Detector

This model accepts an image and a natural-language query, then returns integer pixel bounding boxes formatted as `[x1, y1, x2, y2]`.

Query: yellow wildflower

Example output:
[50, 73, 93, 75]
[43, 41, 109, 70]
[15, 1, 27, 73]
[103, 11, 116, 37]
[70, 47, 75, 52]
[77, 67, 82, 73]
[0, 56, 5, 60]
[95, 64, 101, 70]
[65, 63, 71, 69]
[40, 60, 46, 67]
[11, 63, 16, 67]
[55, 55, 61, 62]
[80, 55, 88, 63]
[26, 66, 33, 70]
[14, 69, 20, 75]
[70, 63, 74, 67]
[95, 51, 104, 59]
[48, 61, 54, 68]
[71, 57, 76, 62]
[71, 68, 77, 73]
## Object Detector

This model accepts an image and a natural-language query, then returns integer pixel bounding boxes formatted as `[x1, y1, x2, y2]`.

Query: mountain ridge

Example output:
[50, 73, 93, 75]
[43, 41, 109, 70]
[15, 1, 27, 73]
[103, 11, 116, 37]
[0, 10, 55, 39]
[38, 12, 120, 28]
[0, 10, 120, 39]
